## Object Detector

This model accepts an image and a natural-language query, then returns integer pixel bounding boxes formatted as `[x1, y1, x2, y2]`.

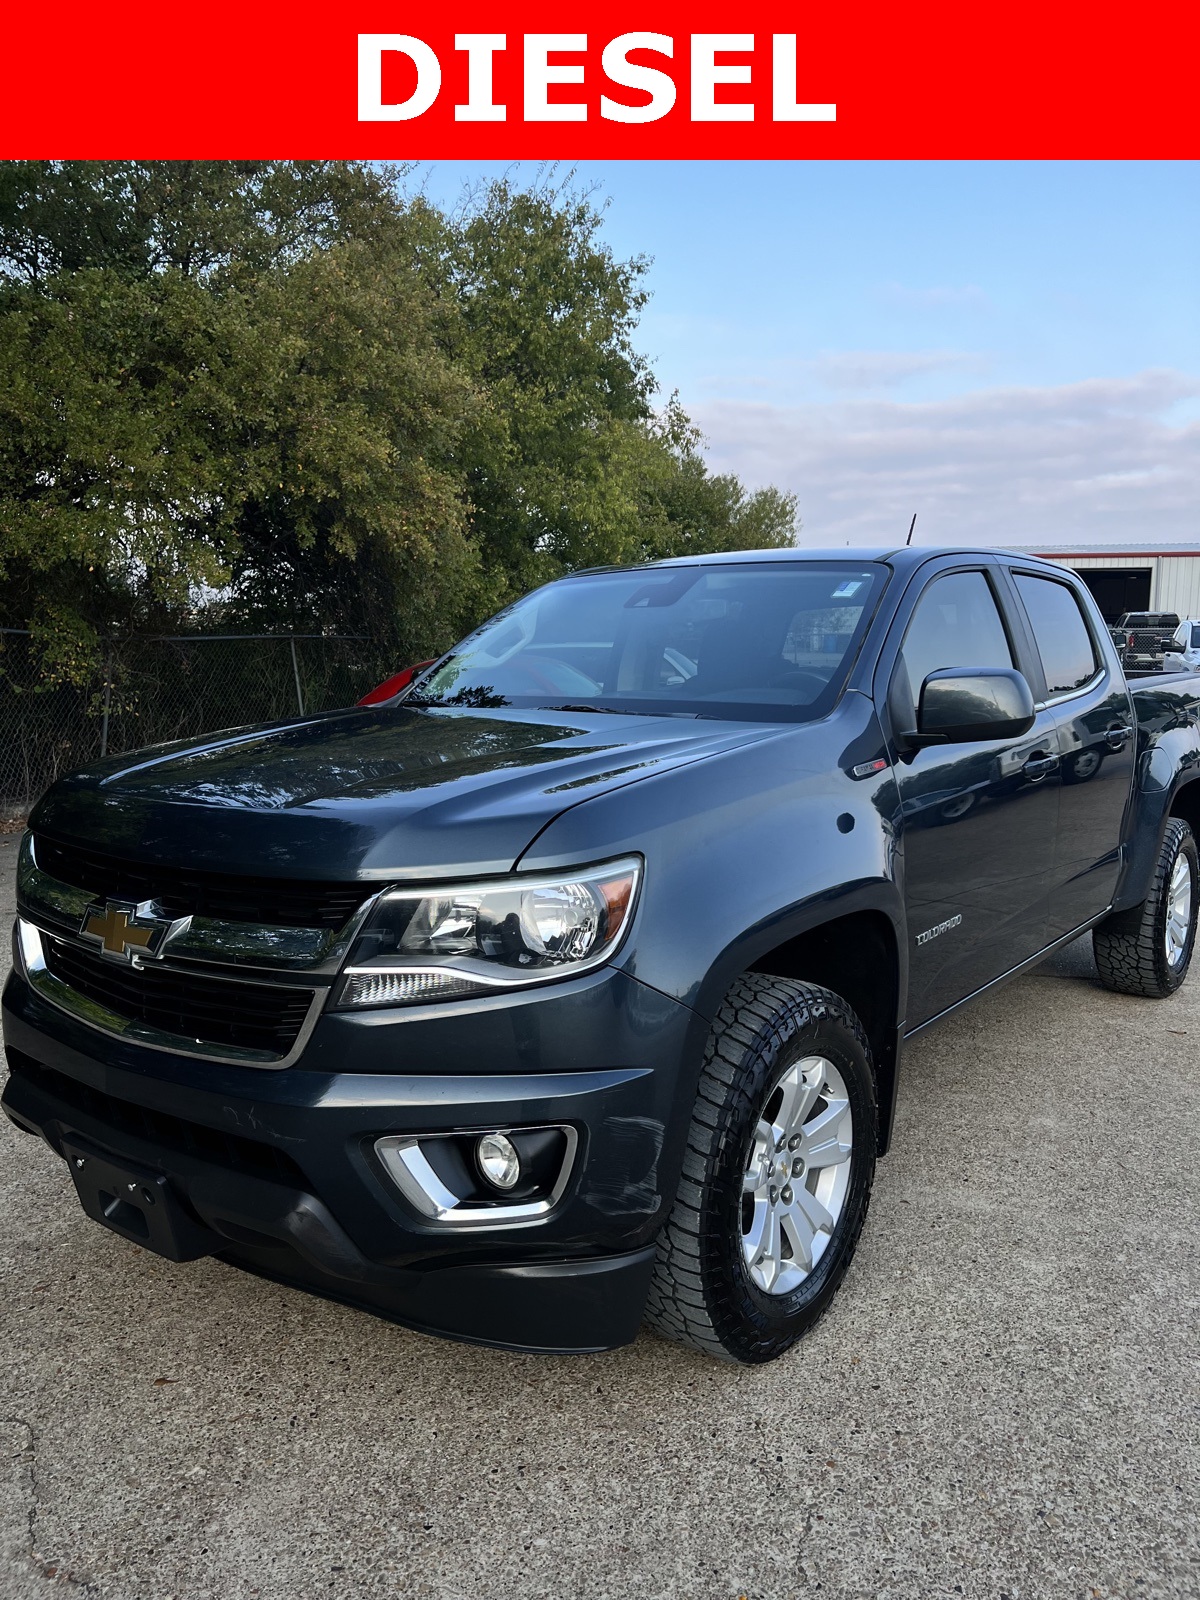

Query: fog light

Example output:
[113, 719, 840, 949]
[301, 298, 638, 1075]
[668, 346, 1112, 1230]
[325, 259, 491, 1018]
[477, 1132, 520, 1191]
[375, 1126, 577, 1224]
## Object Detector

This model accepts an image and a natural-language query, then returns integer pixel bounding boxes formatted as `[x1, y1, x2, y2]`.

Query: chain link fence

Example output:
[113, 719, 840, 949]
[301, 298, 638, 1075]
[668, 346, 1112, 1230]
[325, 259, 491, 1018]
[0, 630, 388, 816]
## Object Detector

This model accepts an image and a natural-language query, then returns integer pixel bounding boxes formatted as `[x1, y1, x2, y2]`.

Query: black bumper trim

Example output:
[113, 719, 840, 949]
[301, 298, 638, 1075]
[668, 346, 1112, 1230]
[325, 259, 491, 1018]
[2, 1045, 658, 1354]
[5, 1047, 308, 1187]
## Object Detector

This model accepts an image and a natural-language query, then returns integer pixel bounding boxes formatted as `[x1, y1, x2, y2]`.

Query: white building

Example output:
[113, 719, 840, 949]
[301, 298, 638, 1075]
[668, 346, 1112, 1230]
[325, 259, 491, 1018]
[1018, 545, 1200, 623]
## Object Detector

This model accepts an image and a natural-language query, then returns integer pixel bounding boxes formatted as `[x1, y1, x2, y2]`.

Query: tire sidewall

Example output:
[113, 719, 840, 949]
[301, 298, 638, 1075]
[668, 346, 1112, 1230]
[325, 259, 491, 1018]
[703, 1001, 875, 1362]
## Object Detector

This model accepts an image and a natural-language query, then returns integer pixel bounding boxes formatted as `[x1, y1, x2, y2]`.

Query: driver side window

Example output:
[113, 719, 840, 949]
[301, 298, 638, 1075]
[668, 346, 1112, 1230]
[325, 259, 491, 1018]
[896, 571, 1014, 720]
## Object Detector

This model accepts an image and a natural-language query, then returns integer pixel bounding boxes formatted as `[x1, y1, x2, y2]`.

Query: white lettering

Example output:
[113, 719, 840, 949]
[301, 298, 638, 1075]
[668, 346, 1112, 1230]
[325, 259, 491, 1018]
[601, 32, 676, 123]
[690, 33, 754, 122]
[771, 35, 836, 121]
[915, 914, 963, 947]
[357, 34, 442, 121]
[455, 34, 507, 121]
[524, 33, 588, 121]
[357, 32, 835, 128]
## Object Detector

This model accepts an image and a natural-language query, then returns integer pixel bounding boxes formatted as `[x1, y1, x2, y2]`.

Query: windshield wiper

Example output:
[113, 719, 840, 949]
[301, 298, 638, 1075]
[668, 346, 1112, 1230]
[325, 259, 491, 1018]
[544, 703, 643, 715]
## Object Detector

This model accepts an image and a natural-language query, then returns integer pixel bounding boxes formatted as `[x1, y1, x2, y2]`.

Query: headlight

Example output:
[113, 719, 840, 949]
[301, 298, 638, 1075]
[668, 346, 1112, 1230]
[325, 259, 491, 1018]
[15, 831, 35, 895]
[336, 857, 642, 1008]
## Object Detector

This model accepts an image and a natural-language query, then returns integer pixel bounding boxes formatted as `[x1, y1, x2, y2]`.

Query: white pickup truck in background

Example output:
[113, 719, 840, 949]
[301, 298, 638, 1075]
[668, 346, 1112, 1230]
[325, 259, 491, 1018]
[1164, 619, 1200, 674]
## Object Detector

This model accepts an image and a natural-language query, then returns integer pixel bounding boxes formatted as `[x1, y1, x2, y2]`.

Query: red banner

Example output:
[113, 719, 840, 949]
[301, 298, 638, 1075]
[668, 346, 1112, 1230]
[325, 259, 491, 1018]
[2, 1, 1196, 157]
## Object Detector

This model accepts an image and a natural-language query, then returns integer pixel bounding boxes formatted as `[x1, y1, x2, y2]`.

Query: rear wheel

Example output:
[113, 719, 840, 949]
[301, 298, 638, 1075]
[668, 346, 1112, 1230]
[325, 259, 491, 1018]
[1093, 817, 1198, 998]
[645, 975, 876, 1364]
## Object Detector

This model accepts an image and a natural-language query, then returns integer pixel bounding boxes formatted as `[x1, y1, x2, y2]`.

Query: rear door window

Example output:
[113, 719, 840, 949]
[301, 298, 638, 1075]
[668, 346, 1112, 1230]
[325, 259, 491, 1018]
[1014, 574, 1100, 696]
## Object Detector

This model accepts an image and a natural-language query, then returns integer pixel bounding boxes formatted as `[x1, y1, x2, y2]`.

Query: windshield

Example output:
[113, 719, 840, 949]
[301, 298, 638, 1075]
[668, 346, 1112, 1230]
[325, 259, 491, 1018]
[411, 562, 887, 721]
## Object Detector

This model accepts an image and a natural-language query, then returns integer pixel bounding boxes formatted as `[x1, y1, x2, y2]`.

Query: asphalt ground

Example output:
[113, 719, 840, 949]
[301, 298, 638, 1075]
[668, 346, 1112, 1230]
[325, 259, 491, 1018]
[1, 827, 1197, 1600]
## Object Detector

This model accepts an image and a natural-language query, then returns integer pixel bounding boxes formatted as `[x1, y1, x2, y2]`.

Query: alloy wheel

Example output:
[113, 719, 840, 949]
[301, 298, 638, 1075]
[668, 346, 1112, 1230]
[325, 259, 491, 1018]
[1165, 851, 1194, 967]
[741, 1055, 853, 1296]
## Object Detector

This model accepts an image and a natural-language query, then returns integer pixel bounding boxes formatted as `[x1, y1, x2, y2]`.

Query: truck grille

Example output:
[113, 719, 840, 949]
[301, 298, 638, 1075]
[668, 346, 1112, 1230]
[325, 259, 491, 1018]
[34, 834, 367, 931]
[41, 935, 314, 1057]
[1123, 628, 1174, 657]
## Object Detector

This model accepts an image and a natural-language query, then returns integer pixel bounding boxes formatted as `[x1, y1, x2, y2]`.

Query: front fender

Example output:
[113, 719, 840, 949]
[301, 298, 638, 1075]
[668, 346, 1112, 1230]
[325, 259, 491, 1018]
[684, 875, 906, 1026]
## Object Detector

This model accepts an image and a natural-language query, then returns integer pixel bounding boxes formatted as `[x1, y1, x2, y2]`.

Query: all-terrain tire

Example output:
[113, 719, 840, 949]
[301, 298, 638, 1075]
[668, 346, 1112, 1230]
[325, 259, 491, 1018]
[1093, 817, 1198, 998]
[644, 975, 877, 1364]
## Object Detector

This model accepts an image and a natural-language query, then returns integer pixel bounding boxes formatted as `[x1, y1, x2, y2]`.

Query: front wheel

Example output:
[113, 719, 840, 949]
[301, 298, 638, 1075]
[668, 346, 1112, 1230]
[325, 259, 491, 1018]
[1093, 817, 1198, 998]
[645, 976, 876, 1364]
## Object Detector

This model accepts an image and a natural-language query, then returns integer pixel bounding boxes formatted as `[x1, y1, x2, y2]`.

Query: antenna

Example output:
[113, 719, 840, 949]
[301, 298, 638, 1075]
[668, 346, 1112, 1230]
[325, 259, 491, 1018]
[905, 513, 917, 547]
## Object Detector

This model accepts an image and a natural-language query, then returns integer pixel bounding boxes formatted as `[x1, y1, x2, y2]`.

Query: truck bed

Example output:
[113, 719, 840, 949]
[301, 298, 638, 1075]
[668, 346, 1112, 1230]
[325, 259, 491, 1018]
[1131, 668, 1200, 698]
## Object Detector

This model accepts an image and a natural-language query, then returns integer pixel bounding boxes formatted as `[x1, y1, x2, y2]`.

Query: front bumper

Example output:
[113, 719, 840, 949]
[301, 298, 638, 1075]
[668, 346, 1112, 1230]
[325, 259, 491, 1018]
[2, 963, 703, 1353]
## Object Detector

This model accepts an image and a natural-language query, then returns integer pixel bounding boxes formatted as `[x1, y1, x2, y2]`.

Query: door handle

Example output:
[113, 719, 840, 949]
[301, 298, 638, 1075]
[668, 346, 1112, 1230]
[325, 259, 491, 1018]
[1105, 725, 1134, 748]
[1022, 754, 1059, 780]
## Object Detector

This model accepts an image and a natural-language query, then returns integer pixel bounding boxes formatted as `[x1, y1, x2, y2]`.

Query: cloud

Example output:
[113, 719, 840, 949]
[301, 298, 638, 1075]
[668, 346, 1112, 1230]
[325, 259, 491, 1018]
[811, 349, 988, 392]
[692, 369, 1200, 548]
[680, 348, 991, 402]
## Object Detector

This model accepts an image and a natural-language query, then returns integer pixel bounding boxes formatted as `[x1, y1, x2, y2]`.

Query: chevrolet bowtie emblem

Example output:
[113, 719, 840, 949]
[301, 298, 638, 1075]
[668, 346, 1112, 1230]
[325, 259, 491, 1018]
[80, 901, 172, 962]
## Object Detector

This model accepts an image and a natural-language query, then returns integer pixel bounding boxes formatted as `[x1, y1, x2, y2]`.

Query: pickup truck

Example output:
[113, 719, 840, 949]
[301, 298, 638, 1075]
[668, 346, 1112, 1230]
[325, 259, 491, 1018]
[4, 547, 1200, 1365]
[1163, 619, 1200, 675]
[1112, 610, 1182, 673]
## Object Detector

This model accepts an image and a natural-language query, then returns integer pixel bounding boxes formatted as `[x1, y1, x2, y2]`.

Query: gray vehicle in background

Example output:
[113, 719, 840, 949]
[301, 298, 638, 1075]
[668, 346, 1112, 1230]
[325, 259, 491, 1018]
[1112, 611, 1181, 673]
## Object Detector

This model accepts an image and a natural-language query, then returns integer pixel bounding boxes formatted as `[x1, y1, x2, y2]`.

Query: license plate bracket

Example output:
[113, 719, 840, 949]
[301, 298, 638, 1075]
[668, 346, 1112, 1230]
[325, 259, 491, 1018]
[63, 1136, 219, 1262]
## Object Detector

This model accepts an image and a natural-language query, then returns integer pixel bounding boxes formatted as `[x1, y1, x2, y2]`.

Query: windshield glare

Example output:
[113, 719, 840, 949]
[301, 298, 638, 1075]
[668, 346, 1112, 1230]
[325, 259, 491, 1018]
[412, 562, 887, 721]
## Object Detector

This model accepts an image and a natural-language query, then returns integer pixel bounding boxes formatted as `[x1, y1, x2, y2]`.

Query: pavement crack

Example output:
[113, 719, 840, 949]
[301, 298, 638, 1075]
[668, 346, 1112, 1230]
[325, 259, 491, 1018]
[1, 1414, 97, 1592]
[2, 1414, 39, 1575]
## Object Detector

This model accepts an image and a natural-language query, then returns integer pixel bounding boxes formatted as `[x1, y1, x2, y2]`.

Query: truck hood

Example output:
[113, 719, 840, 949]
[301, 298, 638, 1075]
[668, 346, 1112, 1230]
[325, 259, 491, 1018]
[30, 704, 780, 881]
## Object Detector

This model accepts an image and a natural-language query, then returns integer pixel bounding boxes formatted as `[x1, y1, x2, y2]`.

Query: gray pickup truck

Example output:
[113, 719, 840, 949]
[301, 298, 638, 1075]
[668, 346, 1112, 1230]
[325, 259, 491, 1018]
[1112, 611, 1182, 673]
[4, 546, 1200, 1363]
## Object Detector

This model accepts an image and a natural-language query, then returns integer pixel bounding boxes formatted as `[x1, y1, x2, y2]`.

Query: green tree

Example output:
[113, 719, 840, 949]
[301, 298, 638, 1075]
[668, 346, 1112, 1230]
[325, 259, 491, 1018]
[634, 394, 797, 562]
[434, 180, 655, 602]
[0, 162, 477, 675]
[430, 179, 795, 600]
[0, 267, 246, 674]
[0, 159, 403, 285]
[220, 234, 478, 655]
[0, 162, 799, 686]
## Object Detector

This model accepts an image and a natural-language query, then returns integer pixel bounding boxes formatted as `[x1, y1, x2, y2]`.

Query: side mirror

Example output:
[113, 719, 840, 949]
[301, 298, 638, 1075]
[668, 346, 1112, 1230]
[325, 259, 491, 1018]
[912, 667, 1036, 745]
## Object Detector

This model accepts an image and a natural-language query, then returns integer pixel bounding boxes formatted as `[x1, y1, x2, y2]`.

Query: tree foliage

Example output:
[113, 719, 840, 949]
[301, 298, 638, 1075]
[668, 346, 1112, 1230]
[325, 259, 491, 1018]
[0, 161, 798, 681]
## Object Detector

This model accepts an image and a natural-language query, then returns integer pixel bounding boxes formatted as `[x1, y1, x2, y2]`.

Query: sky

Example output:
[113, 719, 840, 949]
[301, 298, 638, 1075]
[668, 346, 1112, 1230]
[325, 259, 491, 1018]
[406, 161, 1200, 550]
